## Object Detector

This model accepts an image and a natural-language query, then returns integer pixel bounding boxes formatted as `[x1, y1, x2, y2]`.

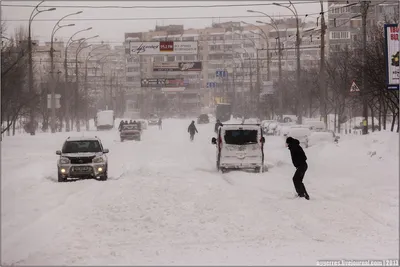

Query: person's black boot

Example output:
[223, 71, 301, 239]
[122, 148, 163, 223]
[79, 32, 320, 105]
[304, 193, 310, 200]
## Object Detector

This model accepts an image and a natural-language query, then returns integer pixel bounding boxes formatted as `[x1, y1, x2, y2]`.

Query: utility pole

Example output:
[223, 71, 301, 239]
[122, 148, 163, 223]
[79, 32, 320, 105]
[64, 49, 70, 132]
[75, 50, 80, 132]
[249, 59, 254, 118]
[84, 59, 89, 130]
[278, 35, 283, 121]
[28, 27, 35, 135]
[50, 40, 56, 133]
[361, 1, 370, 135]
[256, 49, 261, 118]
[319, 0, 327, 125]
[295, 16, 302, 124]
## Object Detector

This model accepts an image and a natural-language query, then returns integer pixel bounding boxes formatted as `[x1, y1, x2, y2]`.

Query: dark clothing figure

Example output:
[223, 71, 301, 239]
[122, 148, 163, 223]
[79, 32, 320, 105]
[286, 137, 310, 200]
[129, 120, 133, 124]
[118, 120, 125, 131]
[158, 118, 162, 130]
[214, 120, 223, 133]
[188, 121, 198, 141]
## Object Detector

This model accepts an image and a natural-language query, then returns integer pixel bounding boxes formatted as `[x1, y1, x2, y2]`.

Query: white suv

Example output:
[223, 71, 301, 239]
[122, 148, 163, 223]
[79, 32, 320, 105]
[56, 136, 109, 182]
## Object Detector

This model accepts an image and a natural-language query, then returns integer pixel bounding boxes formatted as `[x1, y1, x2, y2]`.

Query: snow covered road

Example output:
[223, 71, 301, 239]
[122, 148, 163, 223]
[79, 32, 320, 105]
[1, 119, 398, 265]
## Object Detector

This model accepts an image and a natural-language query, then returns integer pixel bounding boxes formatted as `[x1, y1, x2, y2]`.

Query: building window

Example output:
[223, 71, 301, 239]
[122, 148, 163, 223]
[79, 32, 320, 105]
[331, 6, 350, 14]
[329, 31, 350, 39]
[127, 67, 139, 73]
[350, 19, 362, 29]
[184, 55, 196, 61]
[166, 56, 175, 62]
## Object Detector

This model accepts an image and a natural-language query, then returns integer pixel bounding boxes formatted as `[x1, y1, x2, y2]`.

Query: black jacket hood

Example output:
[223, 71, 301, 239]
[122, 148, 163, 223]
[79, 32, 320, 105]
[286, 137, 300, 147]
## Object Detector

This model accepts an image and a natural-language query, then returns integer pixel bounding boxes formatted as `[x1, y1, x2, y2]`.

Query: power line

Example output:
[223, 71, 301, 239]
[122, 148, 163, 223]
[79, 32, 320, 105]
[0, 1, 320, 10]
[3, 14, 321, 22]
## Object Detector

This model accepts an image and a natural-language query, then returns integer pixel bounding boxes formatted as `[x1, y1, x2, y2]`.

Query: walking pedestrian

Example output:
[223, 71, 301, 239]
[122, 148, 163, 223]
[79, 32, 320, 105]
[286, 137, 310, 200]
[188, 120, 198, 141]
[158, 118, 162, 130]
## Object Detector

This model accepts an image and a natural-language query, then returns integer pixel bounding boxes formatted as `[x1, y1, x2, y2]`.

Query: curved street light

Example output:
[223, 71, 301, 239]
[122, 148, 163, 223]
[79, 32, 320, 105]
[63, 27, 92, 132]
[49, 11, 82, 133]
[27, 0, 56, 135]
[74, 35, 99, 131]
[273, 0, 303, 124]
[96, 52, 121, 110]
[83, 44, 108, 130]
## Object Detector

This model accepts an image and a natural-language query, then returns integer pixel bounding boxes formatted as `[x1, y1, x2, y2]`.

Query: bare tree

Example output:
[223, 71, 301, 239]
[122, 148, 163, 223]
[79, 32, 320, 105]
[1, 26, 37, 135]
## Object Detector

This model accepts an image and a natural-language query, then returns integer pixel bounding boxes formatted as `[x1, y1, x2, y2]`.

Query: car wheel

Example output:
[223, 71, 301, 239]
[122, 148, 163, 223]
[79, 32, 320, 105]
[99, 171, 108, 181]
[255, 167, 261, 173]
[58, 173, 67, 182]
[221, 168, 227, 173]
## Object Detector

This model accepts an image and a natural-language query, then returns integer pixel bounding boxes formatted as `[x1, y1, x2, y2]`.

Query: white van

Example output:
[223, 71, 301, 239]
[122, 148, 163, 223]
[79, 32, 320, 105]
[211, 124, 265, 173]
[95, 110, 115, 130]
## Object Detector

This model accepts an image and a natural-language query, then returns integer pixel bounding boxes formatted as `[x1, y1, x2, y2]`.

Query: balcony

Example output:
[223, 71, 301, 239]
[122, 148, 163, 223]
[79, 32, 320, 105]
[181, 98, 200, 104]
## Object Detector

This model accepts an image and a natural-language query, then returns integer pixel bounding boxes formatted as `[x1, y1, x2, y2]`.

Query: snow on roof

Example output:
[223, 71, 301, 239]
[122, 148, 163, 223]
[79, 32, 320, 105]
[181, 33, 199, 37]
[221, 124, 261, 130]
[66, 136, 100, 141]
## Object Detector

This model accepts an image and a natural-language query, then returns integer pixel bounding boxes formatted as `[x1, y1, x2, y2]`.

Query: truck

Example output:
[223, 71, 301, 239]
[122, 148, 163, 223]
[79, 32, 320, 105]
[215, 103, 231, 122]
[95, 110, 115, 130]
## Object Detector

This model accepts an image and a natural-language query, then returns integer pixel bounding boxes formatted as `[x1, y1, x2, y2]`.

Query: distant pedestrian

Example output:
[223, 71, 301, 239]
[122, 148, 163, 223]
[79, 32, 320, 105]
[286, 137, 310, 200]
[118, 120, 124, 131]
[188, 120, 198, 141]
[158, 118, 162, 130]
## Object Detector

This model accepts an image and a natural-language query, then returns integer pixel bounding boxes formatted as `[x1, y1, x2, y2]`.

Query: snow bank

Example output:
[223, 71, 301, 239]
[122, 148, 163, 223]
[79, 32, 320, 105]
[1, 122, 398, 265]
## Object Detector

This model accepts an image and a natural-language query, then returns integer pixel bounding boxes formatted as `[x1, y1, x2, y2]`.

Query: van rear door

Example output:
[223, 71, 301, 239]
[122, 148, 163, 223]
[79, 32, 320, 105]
[221, 128, 261, 160]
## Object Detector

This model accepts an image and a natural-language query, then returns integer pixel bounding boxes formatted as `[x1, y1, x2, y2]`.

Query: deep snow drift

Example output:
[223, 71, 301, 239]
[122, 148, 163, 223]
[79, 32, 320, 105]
[1, 119, 398, 265]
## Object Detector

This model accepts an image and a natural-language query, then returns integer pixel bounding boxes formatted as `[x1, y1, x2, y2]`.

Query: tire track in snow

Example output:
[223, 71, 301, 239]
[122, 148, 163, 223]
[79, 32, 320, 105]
[2, 180, 110, 265]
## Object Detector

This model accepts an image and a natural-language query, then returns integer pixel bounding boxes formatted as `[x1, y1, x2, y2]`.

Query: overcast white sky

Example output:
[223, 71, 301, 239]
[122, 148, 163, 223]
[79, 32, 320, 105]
[2, 1, 327, 46]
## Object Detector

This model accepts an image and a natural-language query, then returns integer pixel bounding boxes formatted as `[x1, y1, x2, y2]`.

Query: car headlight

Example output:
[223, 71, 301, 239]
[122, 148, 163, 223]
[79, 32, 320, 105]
[60, 157, 70, 164]
[92, 157, 104, 163]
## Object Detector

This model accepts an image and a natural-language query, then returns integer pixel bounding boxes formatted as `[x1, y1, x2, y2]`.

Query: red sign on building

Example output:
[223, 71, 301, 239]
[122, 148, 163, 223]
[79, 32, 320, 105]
[160, 41, 174, 52]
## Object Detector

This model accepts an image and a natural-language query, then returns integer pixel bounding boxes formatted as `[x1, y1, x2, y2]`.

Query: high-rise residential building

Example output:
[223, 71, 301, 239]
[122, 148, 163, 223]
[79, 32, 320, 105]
[328, 0, 399, 53]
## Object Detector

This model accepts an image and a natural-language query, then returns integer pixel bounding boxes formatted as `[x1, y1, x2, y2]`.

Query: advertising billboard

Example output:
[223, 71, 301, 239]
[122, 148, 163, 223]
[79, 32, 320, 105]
[130, 41, 198, 55]
[153, 61, 202, 71]
[384, 24, 399, 90]
[140, 78, 185, 87]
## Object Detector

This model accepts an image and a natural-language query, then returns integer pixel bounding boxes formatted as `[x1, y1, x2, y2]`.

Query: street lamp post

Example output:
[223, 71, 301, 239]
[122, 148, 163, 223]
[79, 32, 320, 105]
[97, 53, 120, 110]
[28, 0, 56, 135]
[238, 32, 261, 117]
[64, 27, 92, 132]
[50, 11, 81, 133]
[273, 1, 302, 124]
[74, 35, 99, 132]
[84, 44, 107, 130]
[254, 15, 284, 120]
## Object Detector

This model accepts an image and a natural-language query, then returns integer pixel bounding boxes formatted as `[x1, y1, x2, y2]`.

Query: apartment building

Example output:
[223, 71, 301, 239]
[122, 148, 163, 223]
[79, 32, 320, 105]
[124, 22, 272, 116]
[328, 0, 399, 52]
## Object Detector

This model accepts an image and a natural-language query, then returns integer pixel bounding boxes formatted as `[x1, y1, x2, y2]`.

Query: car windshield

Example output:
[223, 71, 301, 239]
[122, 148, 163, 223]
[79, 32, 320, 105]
[123, 124, 139, 130]
[199, 114, 208, 119]
[62, 140, 102, 153]
[224, 129, 258, 145]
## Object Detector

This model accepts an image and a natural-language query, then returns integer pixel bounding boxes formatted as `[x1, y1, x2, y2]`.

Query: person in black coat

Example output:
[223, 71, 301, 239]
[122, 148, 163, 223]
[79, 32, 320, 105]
[118, 120, 125, 131]
[286, 137, 310, 200]
[188, 121, 198, 141]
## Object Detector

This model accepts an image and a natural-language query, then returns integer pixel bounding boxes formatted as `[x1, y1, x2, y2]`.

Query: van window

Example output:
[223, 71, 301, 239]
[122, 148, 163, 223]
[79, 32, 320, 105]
[224, 130, 258, 145]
